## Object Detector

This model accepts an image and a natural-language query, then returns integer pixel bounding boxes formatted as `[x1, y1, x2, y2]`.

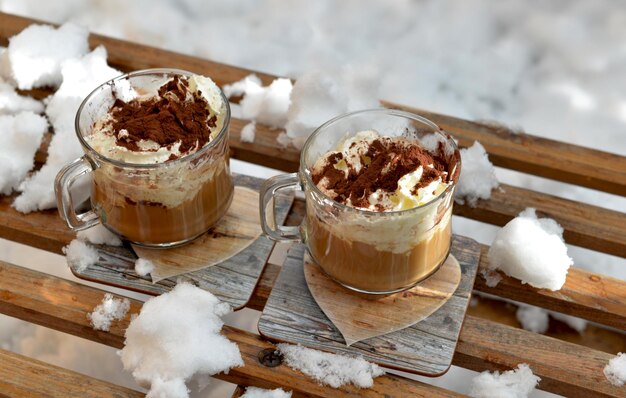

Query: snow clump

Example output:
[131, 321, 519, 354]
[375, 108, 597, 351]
[119, 283, 243, 398]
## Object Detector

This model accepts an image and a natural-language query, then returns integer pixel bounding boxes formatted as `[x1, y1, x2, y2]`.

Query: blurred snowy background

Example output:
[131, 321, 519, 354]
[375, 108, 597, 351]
[0, 0, 624, 396]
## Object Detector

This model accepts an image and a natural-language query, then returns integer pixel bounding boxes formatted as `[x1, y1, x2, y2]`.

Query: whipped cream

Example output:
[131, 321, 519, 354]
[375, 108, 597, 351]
[312, 130, 450, 212]
[86, 74, 226, 164]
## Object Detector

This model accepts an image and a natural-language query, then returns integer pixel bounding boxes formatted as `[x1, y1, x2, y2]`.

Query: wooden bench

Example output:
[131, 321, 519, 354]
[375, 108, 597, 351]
[0, 12, 624, 398]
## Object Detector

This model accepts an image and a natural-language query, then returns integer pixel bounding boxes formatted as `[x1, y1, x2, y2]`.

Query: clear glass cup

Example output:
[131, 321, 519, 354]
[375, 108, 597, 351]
[260, 109, 460, 294]
[55, 69, 233, 247]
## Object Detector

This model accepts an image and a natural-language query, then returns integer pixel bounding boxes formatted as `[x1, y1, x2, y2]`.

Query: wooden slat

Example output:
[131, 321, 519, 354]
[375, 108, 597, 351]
[455, 316, 620, 398]
[0, 261, 462, 398]
[0, 349, 143, 398]
[231, 385, 246, 398]
[1, 260, 620, 397]
[4, 188, 623, 332]
[3, 11, 626, 256]
[384, 102, 626, 197]
[0, 13, 275, 88]
[474, 244, 626, 330]
[2, 11, 626, 196]
[455, 183, 626, 258]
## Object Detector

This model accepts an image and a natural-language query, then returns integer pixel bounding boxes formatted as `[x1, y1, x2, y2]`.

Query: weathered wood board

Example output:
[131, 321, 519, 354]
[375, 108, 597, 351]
[71, 173, 293, 310]
[258, 235, 481, 376]
[303, 254, 462, 346]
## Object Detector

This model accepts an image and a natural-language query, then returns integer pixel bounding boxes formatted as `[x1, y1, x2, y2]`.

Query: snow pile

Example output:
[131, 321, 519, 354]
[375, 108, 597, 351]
[13, 46, 122, 213]
[604, 353, 626, 387]
[62, 239, 99, 272]
[241, 387, 292, 398]
[240, 121, 256, 143]
[88, 293, 131, 332]
[77, 223, 122, 246]
[486, 208, 572, 290]
[277, 344, 384, 388]
[469, 364, 540, 398]
[134, 258, 154, 277]
[0, 23, 89, 89]
[454, 141, 499, 206]
[224, 74, 292, 128]
[0, 111, 47, 194]
[515, 305, 549, 334]
[225, 69, 379, 149]
[0, 81, 44, 115]
[119, 283, 243, 398]
[284, 70, 379, 148]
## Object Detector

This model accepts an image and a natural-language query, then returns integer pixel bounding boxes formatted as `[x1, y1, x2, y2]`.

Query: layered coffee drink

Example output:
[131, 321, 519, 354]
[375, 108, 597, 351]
[307, 130, 459, 293]
[85, 74, 233, 246]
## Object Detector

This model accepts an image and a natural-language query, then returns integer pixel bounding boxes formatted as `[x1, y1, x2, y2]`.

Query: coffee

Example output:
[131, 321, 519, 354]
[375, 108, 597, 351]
[307, 130, 458, 292]
[85, 72, 233, 245]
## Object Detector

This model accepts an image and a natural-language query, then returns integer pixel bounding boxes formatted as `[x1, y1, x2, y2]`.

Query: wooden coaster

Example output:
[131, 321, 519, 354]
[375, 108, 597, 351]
[133, 186, 262, 283]
[70, 173, 293, 310]
[258, 235, 480, 376]
[304, 255, 461, 346]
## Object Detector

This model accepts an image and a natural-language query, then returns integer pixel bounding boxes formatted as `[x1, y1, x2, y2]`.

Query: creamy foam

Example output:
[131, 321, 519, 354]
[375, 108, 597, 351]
[86, 74, 226, 164]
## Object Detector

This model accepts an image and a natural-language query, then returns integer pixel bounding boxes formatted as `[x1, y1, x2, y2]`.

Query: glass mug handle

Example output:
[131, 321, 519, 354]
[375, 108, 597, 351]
[54, 156, 99, 231]
[259, 172, 303, 242]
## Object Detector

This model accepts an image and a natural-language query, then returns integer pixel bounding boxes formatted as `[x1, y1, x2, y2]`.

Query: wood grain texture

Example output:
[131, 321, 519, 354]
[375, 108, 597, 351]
[259, 236, 480, 376]
[474, 245, 626, 330]
[0, 261, 463, 398]
[72, 174, 293, 310]
[132, 186, 263, 283]
[303, 254, 461, 346]
[0, 349, 143, 398]
[455, 183, 626, 258]
[455, 316, 623, 398]
[2, 255, 620, 397]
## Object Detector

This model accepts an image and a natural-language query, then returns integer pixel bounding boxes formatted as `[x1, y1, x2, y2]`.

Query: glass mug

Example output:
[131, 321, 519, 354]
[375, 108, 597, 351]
[55, 69, 234, 247]
[260, 109, 461, 294]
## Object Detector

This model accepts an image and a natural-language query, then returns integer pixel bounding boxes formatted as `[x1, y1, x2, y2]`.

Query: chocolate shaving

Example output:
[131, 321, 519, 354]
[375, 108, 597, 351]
[312, 137, 451, 210]
[108, 76, 217, 155]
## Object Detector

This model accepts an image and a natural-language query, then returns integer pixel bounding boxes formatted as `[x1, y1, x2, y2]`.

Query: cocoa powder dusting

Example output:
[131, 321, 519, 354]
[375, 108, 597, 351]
[108, 76, 216, 155]
[312, 137, 450, 210]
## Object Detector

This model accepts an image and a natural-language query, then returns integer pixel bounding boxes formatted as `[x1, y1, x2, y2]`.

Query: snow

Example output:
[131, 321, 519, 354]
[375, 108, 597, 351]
[134, 258, 155, 277]
[487, 208, 573, 291]
[223, 75, 292, 128]
[454, 141, 499, 207]
[240, 121, 256, 143]
[470, 364, 541, 398]
[284, 70, 379, 149]
[0, 111, 47, 194]
[13, 46, 122, 213]
[604, 353, 626, 387]
[147, 377, 189, 398]
[77, 223, 123, 246]
[277, 344, 384, 389]
[87, 293, 130, 332]
[119, 283, 243, 398]
[0, 23, 89, 89]
[0, 81, 44, 115]
[1, 2, 625, 397]
[516, 304, 587, 334]
[516, 305, 549, 334]
[62, 239, 99, 272]
[241, 387, 292, 398]
[226, 70, 379, 149]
